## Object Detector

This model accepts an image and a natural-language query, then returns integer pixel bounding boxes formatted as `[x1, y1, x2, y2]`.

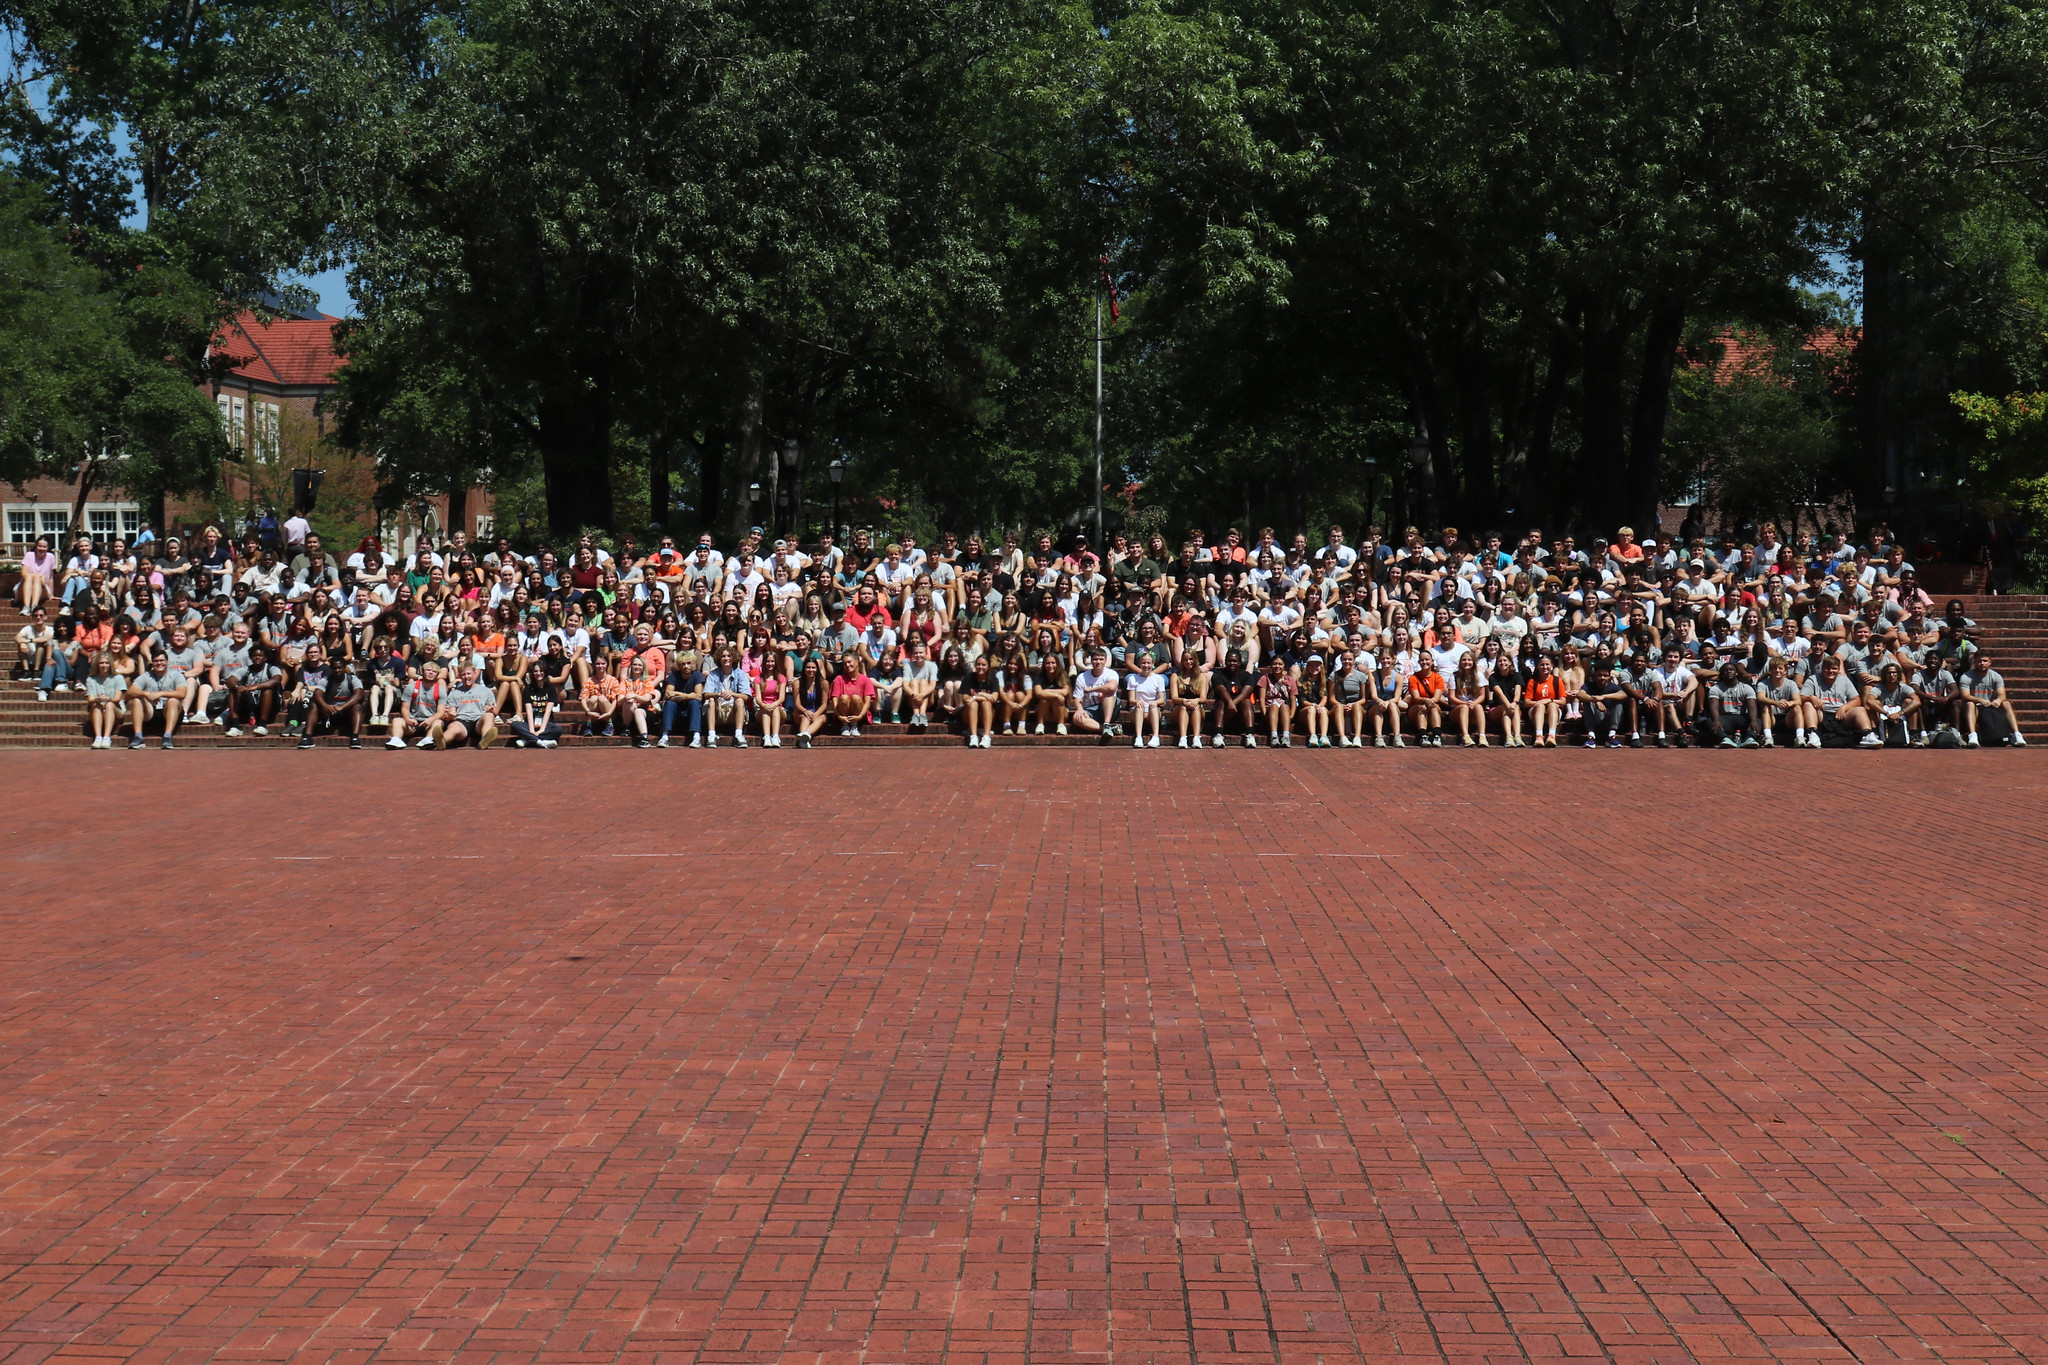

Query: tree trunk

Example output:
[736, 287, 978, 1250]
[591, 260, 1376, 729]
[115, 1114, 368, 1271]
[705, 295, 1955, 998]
[1453, 313, 1496, 527]
[1520, 325, 1573, 531]
[536, 372, 616, 537]
[722, 378, 767, 544]
[648, 424, 670, 535]
[1399, 373, 1445, 533]
[1579, 299, 1630, 534]
[447, 484, 468, 543]
[696, 434, 723, 538]
[1627, 295, 1686, 535]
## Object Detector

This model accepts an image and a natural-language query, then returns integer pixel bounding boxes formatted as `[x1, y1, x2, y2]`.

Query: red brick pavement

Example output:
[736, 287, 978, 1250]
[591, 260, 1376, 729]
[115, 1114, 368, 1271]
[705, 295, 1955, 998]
[3, 750, 2047, 1363]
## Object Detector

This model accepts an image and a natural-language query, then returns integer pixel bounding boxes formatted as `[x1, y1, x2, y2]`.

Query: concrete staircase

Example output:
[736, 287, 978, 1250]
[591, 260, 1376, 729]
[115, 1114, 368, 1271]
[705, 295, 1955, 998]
[3, 596, 2041, 749]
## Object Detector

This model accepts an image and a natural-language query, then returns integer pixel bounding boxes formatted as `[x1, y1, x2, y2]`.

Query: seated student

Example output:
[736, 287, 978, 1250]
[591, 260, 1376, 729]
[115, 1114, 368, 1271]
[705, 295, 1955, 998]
[1799, 654, 1877, 747]
[1295, 653, 1332, 747]
[224, 642, 284, 736]
[1863, 661, 1919, 747]
[1521, 653, 1565, 747]
[1123, 651, 1167, 748]
[1701, 660, 1760, 747]
[705, 646, 755, 745]
[1959, 651, 2026, 747]
[438, 664, 501, 749]
[507, 690, 564, 749]
[1331, 649, 1370, 748]
[389, 659, 447, 749]
[1169, 650, 1209, 747]
[83, 652, 127, 748]
[1912, 654, 1959, 743]
[898, 640, 939, 730]
[961, 655, 1000, 748]
[364, 635, 407, 729]
[294, 643, 366, 748]
[125, 650, 187, 750]
[160, 625, 211, 726]
[620, 656, 661, 747]
[579, 656, 626, 737]
[1029, 655, 1069, 734]
[1754, 656, 1801, 747]
[1210, 649, 1258, 747]
[1448, 657, 1487, 747]
[1575, 657, 1629, 748]
[1072, 649, 1121, 740]
[1406, 654, 1448, 747]
[660, 651, 707, 747]
[1648, 645, 1698, 747]
[995, 650, 1035, 735]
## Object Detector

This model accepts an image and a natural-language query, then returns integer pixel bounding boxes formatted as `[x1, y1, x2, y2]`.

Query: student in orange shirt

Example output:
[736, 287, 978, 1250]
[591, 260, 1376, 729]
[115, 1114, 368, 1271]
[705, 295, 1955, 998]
[1521, 655, 1567, 747]
[1408, 655, 1448, 746]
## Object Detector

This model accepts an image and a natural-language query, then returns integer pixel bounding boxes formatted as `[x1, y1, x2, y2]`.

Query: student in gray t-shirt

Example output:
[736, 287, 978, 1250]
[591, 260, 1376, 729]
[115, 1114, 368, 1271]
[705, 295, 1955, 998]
[438, 665, 500, 749]
[1960, 652, 2026, 747]
[1705, 662, 1759, 747]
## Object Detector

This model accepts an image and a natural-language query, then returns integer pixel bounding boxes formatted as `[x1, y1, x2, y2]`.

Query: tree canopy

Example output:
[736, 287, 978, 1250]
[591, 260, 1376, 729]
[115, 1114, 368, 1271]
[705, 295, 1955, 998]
[9, 0, 2048, 547]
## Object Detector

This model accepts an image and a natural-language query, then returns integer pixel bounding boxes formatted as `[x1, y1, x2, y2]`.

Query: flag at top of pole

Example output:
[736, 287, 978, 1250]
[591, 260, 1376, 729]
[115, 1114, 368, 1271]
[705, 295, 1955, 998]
[1098, 254, 1120, 321]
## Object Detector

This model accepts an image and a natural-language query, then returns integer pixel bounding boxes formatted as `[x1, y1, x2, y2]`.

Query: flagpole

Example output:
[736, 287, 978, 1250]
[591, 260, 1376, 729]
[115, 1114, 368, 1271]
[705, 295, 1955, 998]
[1094, 291, 1104, 552]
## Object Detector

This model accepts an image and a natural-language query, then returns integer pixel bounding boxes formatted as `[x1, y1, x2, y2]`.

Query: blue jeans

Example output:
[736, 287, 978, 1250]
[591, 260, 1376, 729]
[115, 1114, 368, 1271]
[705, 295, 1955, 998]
[38, 650, 73, 691]
[661, 697, 703, 736]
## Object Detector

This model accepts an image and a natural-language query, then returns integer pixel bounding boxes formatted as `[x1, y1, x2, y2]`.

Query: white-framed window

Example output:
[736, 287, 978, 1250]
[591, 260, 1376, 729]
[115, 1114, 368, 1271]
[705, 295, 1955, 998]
[7, 509, 36, 542]
[40, 508, 69, 538]
[254, 401, 281, 463]
[83, 503, 139, 543]
[475, 514, 494, 539]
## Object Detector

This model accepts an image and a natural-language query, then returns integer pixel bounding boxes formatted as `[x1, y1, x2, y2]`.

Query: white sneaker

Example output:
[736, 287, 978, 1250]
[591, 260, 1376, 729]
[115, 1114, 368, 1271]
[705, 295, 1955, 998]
[1035, 722, 1046, 735]
[224, 726, 242, 737]
[656, 734, 669, 748]
[689, 733, 702, 747]
[1244, 735, 1257, 748]
[1147, 735, 1159, 748]
[386, 737, 405, 749]
[37, 689, 48, 702]
[416, 736, 434, 748]
[252, 725, 268, 736]
[2016, 734, 2028, 746]
[54, 682, 70, 693]
[1177, 735, 1188, 748]
[1056, 723, 1067, 735]
[1859, 732, 1883, 747]
[735, 735, 748, 748]
[538, 738, 558, 749]
[1968, 732, 1981, 747]
[1133, 735, 1143, 748]
[1213, 734, 1226, 748]
[706, 735, 718, 747]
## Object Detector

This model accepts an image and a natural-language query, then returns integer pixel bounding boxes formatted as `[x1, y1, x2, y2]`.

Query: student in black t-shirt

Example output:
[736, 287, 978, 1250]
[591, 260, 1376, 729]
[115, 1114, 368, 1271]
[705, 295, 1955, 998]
[1209, 649, 1258, 744]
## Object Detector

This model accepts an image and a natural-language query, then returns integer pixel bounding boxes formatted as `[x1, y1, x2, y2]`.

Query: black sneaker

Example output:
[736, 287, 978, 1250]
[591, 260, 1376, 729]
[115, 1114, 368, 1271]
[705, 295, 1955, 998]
[349, 736, 363, 749]
[298, 736, 316, 749]
[1654, 735, 1669, 748]
[1628, 734, 1644, 748]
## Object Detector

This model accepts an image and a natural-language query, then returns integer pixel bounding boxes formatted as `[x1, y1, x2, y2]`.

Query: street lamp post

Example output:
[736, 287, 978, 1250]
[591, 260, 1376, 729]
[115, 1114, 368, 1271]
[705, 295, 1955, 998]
[779, 439, 801, 538]
[828, 457, 844, 541]
[748, 483, 762, 534]
[1362, 456, 1379, 531]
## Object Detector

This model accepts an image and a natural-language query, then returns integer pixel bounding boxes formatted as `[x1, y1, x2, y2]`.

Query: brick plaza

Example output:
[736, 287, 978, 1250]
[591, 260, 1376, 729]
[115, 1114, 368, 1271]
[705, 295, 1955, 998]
[3, 751, 2046, 1363]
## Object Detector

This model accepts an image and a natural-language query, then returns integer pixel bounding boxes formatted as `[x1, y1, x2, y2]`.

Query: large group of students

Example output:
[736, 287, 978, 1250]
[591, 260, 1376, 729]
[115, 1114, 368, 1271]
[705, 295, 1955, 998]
[8, 516, 2028, 751]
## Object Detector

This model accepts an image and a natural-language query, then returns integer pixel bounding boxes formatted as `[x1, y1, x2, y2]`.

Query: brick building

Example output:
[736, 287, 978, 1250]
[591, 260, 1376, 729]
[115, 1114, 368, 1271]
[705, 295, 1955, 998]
[4, 307, 490, 554]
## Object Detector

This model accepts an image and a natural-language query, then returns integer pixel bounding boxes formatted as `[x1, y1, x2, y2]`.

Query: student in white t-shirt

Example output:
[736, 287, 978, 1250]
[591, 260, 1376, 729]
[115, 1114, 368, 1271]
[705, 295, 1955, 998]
[1124, 652, 1166, 748]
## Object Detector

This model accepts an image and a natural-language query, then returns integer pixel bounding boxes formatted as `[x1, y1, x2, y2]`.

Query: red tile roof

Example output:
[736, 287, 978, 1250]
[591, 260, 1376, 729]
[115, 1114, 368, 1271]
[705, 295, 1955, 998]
[211, 311, 346, 388]
[1692, 326, 1857, 383]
